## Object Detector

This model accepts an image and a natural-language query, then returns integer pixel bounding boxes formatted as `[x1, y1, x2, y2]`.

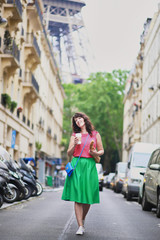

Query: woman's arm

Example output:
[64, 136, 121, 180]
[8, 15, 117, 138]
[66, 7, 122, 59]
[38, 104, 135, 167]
[89, 132, 104, 157]
[67, 135, 79, 156]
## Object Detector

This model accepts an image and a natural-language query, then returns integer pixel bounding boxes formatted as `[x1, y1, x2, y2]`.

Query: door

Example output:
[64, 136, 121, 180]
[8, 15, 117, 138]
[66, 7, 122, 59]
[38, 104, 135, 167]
[145, 150, 159, 203]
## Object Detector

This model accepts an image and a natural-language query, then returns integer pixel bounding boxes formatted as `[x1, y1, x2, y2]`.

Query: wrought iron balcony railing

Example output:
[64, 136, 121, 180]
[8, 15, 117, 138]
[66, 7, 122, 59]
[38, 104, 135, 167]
[26, 33, 41, 58]
[42, 26, 61, 82]
[31, 74, 39, 93]
[21, 27, 24, 36]
[24, 71, 39, 94]
[35, 0, 43, 26]
[4, 39, 20, 62]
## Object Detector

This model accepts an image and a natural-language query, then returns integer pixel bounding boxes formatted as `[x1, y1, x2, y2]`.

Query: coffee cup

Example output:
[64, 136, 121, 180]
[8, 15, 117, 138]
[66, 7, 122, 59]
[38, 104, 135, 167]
[75, 133, 82, 144]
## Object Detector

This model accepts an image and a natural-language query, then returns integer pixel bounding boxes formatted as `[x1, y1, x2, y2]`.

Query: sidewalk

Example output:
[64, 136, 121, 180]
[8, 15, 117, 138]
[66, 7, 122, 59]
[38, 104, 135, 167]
[0, 185, 63, 210]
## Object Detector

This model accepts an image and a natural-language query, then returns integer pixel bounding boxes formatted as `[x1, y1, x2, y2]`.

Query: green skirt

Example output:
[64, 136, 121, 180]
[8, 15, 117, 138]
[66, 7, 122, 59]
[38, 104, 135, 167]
[61, 157, 99, 204]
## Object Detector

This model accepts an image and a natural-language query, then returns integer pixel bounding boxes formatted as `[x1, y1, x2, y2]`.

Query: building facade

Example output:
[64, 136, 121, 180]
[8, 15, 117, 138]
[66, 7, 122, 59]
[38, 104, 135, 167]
[141, 6, 160, 144]
[122, 18, 152, 162]
[0, 0, 65, 183]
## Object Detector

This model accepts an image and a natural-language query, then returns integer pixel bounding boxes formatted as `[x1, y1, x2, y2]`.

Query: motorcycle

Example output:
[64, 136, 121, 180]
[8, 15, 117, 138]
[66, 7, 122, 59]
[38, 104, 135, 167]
[0, 156, 17, 204]
[0, 146, 29, 202]
[23, 158, 43, 196]
[19, 158, 38, 199]
[4, 158, 26, 201]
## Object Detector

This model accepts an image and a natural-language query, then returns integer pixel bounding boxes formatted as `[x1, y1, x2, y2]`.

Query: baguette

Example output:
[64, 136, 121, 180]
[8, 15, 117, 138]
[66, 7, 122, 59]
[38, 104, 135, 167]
[89, 140, 100, 163]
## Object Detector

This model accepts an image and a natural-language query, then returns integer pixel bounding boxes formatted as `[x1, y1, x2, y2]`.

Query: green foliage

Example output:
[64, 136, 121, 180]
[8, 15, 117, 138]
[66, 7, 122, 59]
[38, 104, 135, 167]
[62, 70, 129, 169]
[4, 30, 12, 49]
[1, 93, 11, 108]
[10, 101, 17, 113]
[35, 141, 42, 151]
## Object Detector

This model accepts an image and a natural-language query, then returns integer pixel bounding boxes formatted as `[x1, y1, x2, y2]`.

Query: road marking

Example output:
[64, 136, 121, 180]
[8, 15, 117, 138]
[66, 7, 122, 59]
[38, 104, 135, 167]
[58, 211, 75, 240]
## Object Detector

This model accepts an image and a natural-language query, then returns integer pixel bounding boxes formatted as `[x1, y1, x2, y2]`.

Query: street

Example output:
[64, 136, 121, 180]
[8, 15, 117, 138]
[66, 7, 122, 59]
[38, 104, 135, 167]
[0, 188, 160, 240]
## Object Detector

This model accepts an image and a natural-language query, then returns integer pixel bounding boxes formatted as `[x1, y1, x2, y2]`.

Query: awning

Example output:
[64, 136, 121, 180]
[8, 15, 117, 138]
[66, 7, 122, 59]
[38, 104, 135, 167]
[45, 157, 62, 165]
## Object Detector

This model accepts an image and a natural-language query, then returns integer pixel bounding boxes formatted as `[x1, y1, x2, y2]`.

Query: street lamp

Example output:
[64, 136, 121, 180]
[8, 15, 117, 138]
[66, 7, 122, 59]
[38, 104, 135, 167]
[0, 16, 7, 28]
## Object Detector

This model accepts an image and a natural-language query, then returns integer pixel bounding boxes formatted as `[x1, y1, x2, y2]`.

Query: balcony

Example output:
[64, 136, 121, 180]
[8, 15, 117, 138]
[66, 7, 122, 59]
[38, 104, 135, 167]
[0, 39, 20, 77]
[22, 71, 39, 104]
[41, 26, 61, 83]
[24, 33, 41, 71]
[27, 0, 43, 31]
[3, 0, 22, 29]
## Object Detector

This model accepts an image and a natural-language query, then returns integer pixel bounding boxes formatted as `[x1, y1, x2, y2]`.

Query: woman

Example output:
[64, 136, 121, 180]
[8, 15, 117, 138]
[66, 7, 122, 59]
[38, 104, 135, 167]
[62, 112, 104, 235]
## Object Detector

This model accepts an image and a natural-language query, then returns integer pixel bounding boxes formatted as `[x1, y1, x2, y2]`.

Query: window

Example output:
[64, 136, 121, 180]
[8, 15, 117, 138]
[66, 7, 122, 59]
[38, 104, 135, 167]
[155, 150, 160, 165]
[133, 152, 151, 168]
[148, 149, 159, 166]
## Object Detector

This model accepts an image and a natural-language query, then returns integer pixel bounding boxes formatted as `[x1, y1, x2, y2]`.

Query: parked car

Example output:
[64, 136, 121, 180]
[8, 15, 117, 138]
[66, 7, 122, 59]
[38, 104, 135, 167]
[106, 173, 115, 189]
[96, 163, 104, 191]
[114, 162, 127, 193]
[58, 170, 67, 186]
[110, 175, 115, 190]
[138, 172, 145, 204]
[124, 142, 159, 201]
[103, 173, 108, 187]
[141, 148, 160, 218]
[121, 177, 128, 198]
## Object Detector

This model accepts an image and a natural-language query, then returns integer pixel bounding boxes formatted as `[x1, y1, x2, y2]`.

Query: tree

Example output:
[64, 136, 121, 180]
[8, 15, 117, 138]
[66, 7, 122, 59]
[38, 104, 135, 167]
[61, 83, 80, 160]
[62, 70, 129, 171]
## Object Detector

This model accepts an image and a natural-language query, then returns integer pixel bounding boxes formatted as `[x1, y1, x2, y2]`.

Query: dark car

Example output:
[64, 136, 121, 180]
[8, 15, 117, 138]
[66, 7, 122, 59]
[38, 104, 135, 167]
[141, 148, 160, 218]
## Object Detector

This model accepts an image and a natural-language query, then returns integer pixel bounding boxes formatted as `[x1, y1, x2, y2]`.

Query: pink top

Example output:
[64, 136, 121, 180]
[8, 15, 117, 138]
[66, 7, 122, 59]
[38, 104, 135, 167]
[72, 130, 98, 158]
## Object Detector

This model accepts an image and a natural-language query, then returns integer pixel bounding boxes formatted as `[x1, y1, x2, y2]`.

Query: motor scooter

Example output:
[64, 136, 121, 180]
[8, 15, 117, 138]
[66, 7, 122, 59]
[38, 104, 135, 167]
[19, 158, 38, 199]
[0, 157, 17, 204]
[0, 146, 26, 202]
[24, 158, 43, 196]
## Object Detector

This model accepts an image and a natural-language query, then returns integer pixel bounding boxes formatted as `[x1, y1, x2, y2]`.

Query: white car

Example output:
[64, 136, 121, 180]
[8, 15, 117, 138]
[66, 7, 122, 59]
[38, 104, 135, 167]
[96, 163, 104, 191]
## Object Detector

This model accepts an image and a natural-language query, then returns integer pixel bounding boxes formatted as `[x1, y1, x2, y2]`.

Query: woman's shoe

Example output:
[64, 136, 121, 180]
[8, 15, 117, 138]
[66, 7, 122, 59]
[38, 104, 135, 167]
[76, 226, 84, 235]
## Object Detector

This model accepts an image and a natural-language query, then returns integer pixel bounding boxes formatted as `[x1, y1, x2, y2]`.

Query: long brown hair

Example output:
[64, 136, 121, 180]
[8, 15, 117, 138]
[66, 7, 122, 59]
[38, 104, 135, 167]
[72, 112, 94, 136]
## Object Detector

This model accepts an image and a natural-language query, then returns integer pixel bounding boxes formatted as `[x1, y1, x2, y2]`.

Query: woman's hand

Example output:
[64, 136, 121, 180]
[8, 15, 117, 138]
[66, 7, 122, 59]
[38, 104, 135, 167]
[89, 147, 98, 157]
[67, 136, 78, 156]
[74, 136, 79, 146]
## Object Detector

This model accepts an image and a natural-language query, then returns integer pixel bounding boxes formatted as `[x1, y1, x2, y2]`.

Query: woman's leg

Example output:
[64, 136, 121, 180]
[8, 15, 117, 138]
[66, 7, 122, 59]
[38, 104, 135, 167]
[82, 204, 90, 222]
[74, 202, 83, 226]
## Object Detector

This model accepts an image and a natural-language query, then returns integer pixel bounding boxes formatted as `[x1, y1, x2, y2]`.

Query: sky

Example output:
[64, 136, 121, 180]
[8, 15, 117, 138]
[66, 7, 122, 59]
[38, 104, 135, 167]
[82, 0, 160, 73]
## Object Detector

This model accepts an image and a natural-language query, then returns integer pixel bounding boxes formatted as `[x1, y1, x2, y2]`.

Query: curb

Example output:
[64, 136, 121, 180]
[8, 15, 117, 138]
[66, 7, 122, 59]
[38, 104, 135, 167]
[0, 187, 63, 210]
[0, 195, 39, 210]
[43, 186, 64, 192]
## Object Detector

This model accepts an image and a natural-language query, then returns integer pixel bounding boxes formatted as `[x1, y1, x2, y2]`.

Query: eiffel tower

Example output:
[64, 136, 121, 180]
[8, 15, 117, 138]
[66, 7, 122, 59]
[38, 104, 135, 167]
[43, 0, 89, 83]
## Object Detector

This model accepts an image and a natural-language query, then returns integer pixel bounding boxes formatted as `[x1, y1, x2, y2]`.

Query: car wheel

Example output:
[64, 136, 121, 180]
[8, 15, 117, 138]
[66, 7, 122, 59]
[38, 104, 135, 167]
[0, 194, 3, 208]
[138, 195, 142, 204]
[126, 192, 132, 201]
[156, 191, 160, 218]
[142, 189, 152, 211]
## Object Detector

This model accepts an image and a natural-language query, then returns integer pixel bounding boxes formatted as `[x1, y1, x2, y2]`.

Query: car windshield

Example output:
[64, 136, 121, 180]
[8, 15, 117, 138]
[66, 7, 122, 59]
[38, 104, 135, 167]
[133, 153, 151, 168]
[118, 163, 127, 173]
